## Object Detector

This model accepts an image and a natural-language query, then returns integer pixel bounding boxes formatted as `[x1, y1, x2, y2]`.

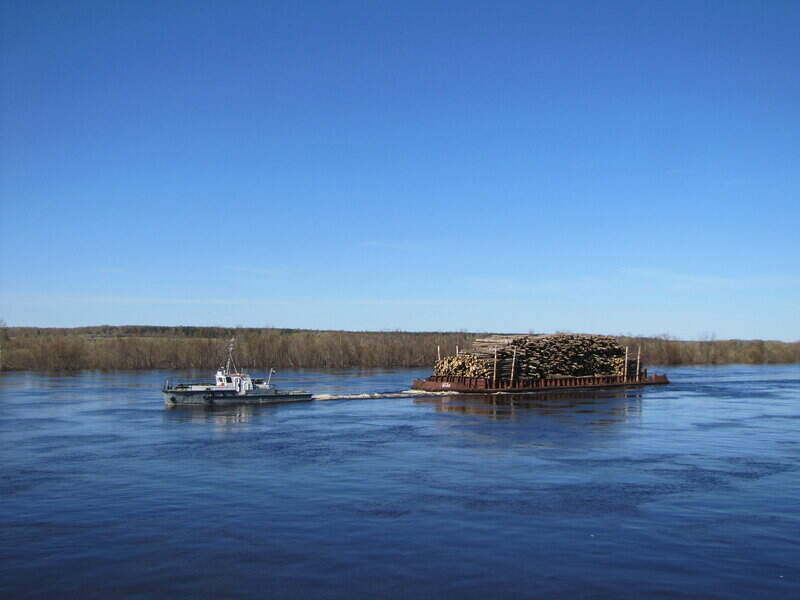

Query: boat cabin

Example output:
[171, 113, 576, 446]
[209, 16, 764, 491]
[215, 368, 256, 393]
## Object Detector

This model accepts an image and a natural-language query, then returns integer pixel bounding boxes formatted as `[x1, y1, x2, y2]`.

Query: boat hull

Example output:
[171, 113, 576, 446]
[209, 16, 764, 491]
[162, 389, 313, 406]
[411, 374, 669, 394]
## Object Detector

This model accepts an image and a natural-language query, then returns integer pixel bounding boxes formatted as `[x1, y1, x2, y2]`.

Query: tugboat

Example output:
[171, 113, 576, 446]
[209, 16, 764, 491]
[162, 339, 313, 406]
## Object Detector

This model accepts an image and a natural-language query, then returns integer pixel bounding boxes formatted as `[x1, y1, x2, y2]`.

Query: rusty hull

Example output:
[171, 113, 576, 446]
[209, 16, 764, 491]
[411, 373, 669, 393]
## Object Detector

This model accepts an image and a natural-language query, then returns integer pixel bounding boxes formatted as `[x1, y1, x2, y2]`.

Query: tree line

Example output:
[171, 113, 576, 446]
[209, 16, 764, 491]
[0, 326, 475, 371]
[0, 325, 798, 371]
[615, 335, 800, 366]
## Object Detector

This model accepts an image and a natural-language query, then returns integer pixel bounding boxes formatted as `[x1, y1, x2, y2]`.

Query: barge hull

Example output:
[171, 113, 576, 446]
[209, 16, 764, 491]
[411, 374, 668, 394]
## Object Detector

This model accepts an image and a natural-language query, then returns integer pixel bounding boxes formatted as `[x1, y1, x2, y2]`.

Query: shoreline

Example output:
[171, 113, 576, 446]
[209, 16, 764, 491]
[1, 326, 798, 371]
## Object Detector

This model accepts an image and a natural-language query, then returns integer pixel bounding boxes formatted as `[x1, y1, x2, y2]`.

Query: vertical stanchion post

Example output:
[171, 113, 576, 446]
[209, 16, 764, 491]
[636, 346, 641, 381]
[437, 345, 441, 361]
[510, 347, 517, 388]
[624, 346, 629, 381]
[492, 347, 497, 389]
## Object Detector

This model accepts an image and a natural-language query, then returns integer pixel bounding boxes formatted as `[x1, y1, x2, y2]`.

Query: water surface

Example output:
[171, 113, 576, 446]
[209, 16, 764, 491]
[1, 365, 798, 598]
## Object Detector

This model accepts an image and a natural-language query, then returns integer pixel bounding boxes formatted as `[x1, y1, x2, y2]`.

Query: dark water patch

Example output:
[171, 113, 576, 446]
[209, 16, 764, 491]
[753, 412, 800, 421]
[447, 480, 705, 516]
[649, 460, 795, 490]
[776, 439, 800, 447]
[0, 416, 75, 431]
[722, 457, 796, 479]
[680, 512, 788, 533]
[693, 419, 754, 430]
[0, 468, 80, 496]
[352, 503, 415, 518]
[79, 407, 158, 416]
[686, 385, 786, 401]
[0, 519, 115, 536]
[652, 465, 735, 490]
[19, 433, 124, 450]
[550, 453, 685, 468]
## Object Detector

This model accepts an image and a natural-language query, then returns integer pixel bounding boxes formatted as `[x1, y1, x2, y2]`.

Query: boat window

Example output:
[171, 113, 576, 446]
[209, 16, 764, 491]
[226, 376, 232, 383]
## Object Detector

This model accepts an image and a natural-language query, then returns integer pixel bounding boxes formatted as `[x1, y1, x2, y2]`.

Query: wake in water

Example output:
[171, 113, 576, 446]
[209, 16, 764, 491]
[312, 390, 460, 401]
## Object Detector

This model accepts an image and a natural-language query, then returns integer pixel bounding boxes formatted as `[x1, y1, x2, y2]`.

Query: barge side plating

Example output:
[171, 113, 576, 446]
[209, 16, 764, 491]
[411, 373, 669, 393]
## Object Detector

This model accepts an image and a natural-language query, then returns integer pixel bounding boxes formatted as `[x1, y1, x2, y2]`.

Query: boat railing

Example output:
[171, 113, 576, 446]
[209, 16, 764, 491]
[162, 378, 216, 391]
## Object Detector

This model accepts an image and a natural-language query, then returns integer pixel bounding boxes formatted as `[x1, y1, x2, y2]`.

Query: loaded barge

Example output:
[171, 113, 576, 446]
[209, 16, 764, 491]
[412, 333, 669, 394]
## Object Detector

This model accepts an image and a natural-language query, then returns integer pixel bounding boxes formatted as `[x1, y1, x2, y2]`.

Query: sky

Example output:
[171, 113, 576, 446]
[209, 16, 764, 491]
[1, 0, 798, 340]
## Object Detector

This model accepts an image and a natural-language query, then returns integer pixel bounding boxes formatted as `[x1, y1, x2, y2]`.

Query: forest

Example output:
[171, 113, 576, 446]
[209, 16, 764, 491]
[1, 325, 798, 371]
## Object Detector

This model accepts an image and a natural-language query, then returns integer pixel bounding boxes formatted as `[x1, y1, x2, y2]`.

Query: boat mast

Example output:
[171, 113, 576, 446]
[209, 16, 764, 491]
[225, 338, 238, 374]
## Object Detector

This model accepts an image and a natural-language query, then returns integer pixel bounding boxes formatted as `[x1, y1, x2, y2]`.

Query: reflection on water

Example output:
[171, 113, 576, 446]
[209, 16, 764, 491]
[164, 404, 256, 425]
[415, 389, 642, 423]
[163, 389, 645, 425]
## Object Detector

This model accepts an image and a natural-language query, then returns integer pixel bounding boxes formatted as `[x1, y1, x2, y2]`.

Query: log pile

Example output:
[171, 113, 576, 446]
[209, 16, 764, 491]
[433, 353, 493, 378]
[435, 334, 629, 382]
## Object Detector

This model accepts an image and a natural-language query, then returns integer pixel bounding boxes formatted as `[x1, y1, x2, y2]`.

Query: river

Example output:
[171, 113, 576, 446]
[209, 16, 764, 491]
[1, 365, 798, 598]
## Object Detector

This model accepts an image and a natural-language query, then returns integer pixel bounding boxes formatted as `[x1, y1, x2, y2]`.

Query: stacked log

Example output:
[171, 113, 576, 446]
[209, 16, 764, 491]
[433, 353, 493, 378]
[436, 334, 628, 382]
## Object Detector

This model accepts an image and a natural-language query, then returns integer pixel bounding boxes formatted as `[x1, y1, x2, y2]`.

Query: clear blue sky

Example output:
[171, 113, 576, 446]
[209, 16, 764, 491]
[1, 1, 798, 340]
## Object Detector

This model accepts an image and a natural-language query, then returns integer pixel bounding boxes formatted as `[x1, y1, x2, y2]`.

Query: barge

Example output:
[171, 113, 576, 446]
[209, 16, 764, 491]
[412, 372, 669, 394]
[415, 334, 669, 394]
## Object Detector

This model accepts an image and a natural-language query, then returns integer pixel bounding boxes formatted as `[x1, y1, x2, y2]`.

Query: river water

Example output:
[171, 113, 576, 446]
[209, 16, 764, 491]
[1, 365, 798, 599]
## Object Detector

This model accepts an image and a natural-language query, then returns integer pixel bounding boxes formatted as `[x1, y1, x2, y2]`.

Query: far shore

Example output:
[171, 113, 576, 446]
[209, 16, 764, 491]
[1, 326, 798, 371]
